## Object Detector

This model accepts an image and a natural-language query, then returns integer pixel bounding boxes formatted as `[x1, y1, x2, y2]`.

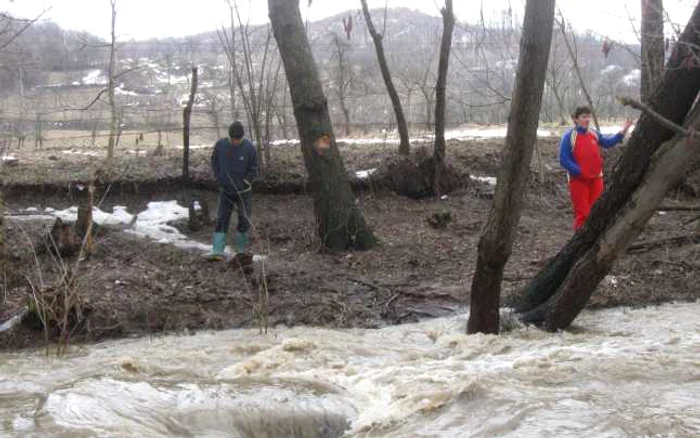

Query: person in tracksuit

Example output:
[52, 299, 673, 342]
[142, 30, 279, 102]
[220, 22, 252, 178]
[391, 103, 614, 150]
[559, 106, 633, 231]
[208, 121, 258, 260]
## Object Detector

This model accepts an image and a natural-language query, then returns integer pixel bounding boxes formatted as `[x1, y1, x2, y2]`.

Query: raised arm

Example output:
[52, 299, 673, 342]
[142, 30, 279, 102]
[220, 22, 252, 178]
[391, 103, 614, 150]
[596, 131, 625, 149]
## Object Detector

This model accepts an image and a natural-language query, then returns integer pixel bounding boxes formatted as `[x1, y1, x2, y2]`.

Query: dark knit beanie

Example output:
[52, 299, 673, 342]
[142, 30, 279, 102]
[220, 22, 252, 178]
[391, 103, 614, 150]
[229, 121, 245, 139]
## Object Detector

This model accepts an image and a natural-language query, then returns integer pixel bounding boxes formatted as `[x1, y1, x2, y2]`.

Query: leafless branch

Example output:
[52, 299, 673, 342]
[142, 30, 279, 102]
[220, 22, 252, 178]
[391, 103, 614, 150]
[76, 88, 109, 111]
[618, 95, 698, 137]
[0, 8, 51, 51]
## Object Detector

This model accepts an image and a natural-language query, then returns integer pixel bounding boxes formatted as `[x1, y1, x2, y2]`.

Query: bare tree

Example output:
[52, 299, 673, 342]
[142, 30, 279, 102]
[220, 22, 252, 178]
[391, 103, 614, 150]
[106, 0, 118, 160]
[467, 0, 556, 335]
[360, 0, 410, 155]
[546, 33, 571, 125]
[432, 0, 455, 193]
[217, 0, 276, 170]
[557, 14, 600, 130]
[202, 90, 224, 139]
[641, 0, 665, 103]
[331, 33, 354, 136]
[183, 67, 198, 180]
[513, 4, 700, 330]
[269, 0, 377, 251]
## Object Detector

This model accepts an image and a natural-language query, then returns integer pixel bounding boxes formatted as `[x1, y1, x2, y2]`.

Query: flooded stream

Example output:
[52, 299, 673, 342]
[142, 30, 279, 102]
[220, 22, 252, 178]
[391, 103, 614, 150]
[1, 302, 699, 437]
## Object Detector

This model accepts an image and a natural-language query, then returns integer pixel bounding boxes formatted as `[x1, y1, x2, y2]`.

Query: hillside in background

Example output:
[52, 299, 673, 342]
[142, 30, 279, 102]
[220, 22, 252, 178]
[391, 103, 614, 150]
[0, 7, 643, 148]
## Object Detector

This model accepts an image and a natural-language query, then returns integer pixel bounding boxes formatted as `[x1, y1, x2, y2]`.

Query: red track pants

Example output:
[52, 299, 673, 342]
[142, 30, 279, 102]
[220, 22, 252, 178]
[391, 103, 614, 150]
[569, 177, 604, 231]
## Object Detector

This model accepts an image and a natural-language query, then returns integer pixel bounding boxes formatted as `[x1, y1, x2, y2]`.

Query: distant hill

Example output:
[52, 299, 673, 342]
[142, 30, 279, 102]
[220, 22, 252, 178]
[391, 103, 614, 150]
[0, 7, 643, 139]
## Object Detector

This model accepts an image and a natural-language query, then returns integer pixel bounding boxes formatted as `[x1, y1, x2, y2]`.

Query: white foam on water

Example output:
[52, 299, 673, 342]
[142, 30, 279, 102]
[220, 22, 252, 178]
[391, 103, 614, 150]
[1, 301, 697, 437]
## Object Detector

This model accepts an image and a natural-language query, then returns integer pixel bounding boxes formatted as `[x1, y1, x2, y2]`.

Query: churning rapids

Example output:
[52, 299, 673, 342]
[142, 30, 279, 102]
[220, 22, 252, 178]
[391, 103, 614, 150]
[1, 302, 698, 437]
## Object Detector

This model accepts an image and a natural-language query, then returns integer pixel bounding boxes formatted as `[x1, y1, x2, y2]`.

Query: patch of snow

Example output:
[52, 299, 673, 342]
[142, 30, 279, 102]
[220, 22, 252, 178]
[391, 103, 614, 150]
[623, 69, 641, 86]
[274, 128, 557, 147]
[126, 201, 263, 261]
[6, 201, 259, 261]
[446, 127, 557, 139]
[25, 207, 39, 212]
[111, 206, 133, 224]
[174, 144, 210, 150]
[159, 74, 188, 85]
[31, 201, 264, 261]
[115, 87, 139, 96]
[2, 155, 18, 162]
[82, 69, 107, 86]
[355, 168, 377, 179]
[61, 150, 100, 157]
[602, 64, 621, 74]
[470, 175, 497, 186]
[0, 308, 27, 333]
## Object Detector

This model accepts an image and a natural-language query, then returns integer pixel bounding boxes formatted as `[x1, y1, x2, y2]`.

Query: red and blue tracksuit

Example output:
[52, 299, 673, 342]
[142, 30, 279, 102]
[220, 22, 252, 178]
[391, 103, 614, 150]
[559, 126, 624, 230]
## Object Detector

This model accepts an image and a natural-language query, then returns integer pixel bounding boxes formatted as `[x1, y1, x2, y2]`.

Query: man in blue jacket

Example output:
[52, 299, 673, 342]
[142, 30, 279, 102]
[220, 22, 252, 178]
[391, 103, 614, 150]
[208, 121, 258, 260]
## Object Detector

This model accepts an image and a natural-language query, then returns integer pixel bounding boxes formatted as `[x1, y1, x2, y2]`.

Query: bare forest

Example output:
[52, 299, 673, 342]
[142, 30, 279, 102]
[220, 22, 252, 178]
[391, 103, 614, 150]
[1, 1, 698, 351]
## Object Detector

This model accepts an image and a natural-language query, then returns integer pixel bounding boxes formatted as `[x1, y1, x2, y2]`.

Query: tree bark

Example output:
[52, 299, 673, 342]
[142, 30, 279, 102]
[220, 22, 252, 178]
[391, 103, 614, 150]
[360, 0, 410, 156]
[182, 67, 198, 180]
[521, 102, 700, 330]
[641, 0, 665, 104]
[467, 0, 556, 334]
[512, 4, 700, 319]
[269, 0, 377, 251]
[433, 0, 455, 173]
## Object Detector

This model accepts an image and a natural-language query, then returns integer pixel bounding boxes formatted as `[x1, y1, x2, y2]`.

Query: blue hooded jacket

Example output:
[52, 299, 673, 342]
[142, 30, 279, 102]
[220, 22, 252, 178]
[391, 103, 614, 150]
[211, 137, 258, 193]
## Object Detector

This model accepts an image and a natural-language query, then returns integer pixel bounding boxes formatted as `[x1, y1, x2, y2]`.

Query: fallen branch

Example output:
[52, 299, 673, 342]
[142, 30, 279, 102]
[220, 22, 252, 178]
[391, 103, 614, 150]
[657, 204, 700, 212]
[682, 215, 700, 226]
[618, 96, 699, 138]
[626, 233, 700, 253]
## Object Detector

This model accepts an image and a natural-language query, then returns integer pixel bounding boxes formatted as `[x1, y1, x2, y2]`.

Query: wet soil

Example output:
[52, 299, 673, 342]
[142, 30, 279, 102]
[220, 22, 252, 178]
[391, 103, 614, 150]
[1, 138, 698, 350]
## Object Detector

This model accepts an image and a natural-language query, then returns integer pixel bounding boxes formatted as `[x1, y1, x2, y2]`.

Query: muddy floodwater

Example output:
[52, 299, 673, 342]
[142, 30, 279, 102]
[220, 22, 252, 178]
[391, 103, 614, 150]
[1, 302, 698, 437]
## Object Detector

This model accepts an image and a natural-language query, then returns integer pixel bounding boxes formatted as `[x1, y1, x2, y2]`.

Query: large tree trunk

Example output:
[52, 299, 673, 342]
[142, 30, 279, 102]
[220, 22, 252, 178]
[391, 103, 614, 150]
[512, 4, 700, 318]
[641, 0, 665, 103]
[521, 103, 700, 330]
[360, 1, 410, 156]
[432, 0, 455, 178]
[268, 0, 377, 251]
[467, 0, 556, 335]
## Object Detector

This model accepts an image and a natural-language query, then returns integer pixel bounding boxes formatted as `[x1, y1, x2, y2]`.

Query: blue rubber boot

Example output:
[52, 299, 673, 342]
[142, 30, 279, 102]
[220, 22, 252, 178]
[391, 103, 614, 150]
[234, 231, 249, 254]
[206, 232, 227, 261]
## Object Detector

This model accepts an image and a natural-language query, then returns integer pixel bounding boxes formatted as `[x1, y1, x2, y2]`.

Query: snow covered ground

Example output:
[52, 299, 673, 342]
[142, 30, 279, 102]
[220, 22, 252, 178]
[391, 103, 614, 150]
[269, 125, 632, 147]
[13, 201, 264, 261]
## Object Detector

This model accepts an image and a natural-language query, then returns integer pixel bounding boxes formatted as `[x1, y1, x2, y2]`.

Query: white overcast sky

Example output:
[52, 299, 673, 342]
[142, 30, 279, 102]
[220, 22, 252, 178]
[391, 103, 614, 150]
[1, 0, 696, 42]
